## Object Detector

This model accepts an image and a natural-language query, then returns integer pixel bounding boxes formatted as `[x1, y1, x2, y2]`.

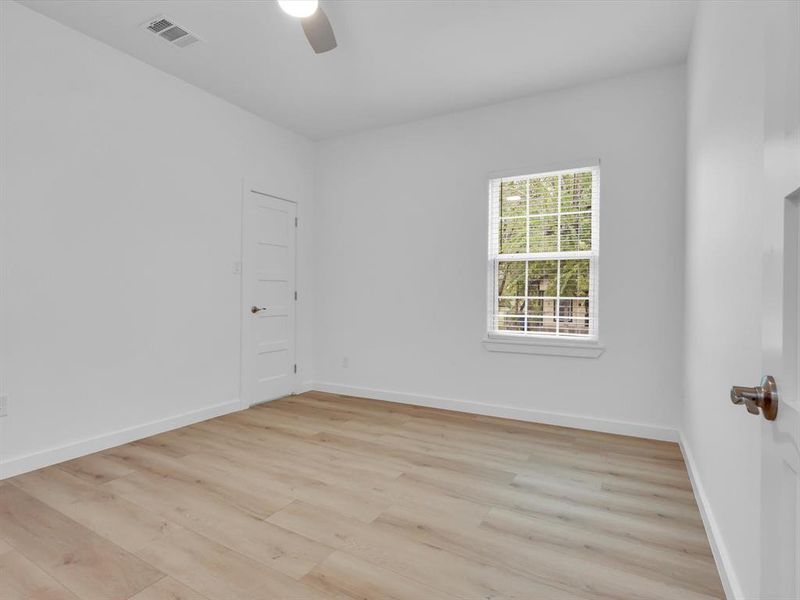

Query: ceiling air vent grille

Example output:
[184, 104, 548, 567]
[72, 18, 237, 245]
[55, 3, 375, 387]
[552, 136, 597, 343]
[143, 16, 201, 48]
[147, 18, 172, 33]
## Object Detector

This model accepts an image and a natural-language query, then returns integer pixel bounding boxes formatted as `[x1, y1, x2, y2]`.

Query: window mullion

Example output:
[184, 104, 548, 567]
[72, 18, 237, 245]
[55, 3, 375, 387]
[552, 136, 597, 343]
[556, 174, 562, 336]
[525, 178, 530, 254]
[524, 178, 530, 332]
[556, 257, 561, 336]
[556, 174, 562, 254]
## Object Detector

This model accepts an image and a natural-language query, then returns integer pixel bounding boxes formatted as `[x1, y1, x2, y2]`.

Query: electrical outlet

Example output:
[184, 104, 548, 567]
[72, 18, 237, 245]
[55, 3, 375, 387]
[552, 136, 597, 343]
[0, 395, 7, 417]
[232, 261, 242, 275]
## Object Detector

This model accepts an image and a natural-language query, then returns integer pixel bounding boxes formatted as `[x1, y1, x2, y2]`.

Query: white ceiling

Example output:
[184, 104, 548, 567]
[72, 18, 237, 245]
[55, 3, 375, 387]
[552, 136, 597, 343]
[19, 0, 697, 140]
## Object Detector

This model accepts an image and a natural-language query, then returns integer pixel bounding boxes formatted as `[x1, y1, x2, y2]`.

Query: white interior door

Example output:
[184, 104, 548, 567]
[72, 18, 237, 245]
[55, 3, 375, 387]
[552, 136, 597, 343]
[760, 2, 800, 597]
[241, 184, 297, 407]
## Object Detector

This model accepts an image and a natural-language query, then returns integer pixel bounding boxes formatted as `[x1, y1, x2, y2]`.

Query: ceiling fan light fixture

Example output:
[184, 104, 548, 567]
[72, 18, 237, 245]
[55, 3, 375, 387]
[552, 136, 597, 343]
[278, 0, 318, 19]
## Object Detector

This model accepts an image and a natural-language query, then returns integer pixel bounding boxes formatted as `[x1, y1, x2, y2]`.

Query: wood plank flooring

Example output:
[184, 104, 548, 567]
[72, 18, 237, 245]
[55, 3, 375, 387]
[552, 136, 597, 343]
[0, 391, 724, 599]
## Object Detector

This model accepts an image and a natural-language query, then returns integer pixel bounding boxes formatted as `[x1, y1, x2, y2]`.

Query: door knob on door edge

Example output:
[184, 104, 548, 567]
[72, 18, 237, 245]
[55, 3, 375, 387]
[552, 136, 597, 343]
[251, 306, 268, 314]
[730, 375, 779, 421]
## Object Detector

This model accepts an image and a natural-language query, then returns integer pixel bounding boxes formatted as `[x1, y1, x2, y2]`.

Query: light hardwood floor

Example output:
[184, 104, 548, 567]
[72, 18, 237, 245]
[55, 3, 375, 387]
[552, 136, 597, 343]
[0, 391, 724, 599]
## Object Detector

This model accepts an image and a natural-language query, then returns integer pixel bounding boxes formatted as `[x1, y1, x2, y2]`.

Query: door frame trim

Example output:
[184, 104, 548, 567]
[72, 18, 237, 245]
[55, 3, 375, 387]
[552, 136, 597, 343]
[239, 177, 299, 409]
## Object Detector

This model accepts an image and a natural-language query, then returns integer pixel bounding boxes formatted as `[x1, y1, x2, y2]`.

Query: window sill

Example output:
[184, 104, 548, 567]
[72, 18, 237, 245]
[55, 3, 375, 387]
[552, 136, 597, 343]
[482, 335, 605, 358]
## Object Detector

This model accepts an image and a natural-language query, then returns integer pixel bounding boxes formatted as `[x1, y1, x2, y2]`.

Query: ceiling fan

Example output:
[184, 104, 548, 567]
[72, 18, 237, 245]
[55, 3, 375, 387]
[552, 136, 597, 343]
[278, 0, 337, 54]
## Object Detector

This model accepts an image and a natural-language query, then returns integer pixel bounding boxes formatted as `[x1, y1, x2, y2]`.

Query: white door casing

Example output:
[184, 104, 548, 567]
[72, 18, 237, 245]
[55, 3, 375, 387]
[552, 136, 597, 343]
[241, 183, 297, 407]
[761, 1, 800, 598]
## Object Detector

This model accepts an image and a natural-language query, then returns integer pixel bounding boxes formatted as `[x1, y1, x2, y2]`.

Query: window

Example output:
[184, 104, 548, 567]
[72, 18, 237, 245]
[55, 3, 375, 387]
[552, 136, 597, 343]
[487, 165, 599, 340]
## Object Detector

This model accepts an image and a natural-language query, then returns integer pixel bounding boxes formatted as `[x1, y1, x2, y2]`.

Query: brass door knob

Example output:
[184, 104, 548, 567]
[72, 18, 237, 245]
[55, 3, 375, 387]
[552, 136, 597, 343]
[730, 375, 779, 421]
[251, 306, 268, 314]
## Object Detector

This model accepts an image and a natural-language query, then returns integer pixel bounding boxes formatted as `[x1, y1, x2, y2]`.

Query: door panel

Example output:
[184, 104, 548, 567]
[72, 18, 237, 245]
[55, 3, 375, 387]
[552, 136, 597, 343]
[761, 1, 800, 597]
[241, 187, 296, 406]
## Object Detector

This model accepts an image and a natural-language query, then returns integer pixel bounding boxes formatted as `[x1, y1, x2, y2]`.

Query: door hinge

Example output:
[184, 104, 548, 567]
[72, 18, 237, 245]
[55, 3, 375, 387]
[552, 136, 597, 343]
[295, 217, 298, 227]
[293, 364, 297, 374]
[294, 290, 298, 301]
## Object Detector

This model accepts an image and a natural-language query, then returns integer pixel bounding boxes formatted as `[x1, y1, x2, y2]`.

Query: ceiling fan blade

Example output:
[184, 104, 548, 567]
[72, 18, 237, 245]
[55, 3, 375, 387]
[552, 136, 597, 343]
[301, 7, 337, 54]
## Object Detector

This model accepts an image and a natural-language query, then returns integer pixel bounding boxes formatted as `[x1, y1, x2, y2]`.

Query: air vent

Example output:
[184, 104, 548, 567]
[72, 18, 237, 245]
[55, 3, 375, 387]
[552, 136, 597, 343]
[143, 16, 201, 48]
[147, 18, 172, 33]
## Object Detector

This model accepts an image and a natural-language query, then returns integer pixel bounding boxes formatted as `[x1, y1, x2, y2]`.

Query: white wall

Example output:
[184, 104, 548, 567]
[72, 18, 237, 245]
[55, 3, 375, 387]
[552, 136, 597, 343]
[0, 3, 687, 477]
[683, 2, 765, 598]
[313, 65, 686, 435]
[0, 2, 315, 476]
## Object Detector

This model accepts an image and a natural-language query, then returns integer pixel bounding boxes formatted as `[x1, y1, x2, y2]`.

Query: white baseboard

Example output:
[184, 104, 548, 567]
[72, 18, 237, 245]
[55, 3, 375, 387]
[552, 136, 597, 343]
[309, 382, 679, 442]
[296, 380, 316, 394]
[0, 399, 242, 480]
[678, 432, 740, 600]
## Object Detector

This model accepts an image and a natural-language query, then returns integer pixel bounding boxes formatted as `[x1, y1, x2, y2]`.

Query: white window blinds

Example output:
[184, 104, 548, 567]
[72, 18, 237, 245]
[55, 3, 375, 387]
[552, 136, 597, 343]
[487, 165, 599, 339]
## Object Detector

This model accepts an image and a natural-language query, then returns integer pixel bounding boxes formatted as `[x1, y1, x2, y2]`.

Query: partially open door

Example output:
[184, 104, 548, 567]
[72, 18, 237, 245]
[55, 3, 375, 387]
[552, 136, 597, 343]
[758, 2, 800, 597]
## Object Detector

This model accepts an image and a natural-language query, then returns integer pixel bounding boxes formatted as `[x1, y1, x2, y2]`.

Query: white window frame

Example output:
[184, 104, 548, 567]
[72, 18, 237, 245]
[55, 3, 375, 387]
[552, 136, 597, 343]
[483, 163, 604, 358]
